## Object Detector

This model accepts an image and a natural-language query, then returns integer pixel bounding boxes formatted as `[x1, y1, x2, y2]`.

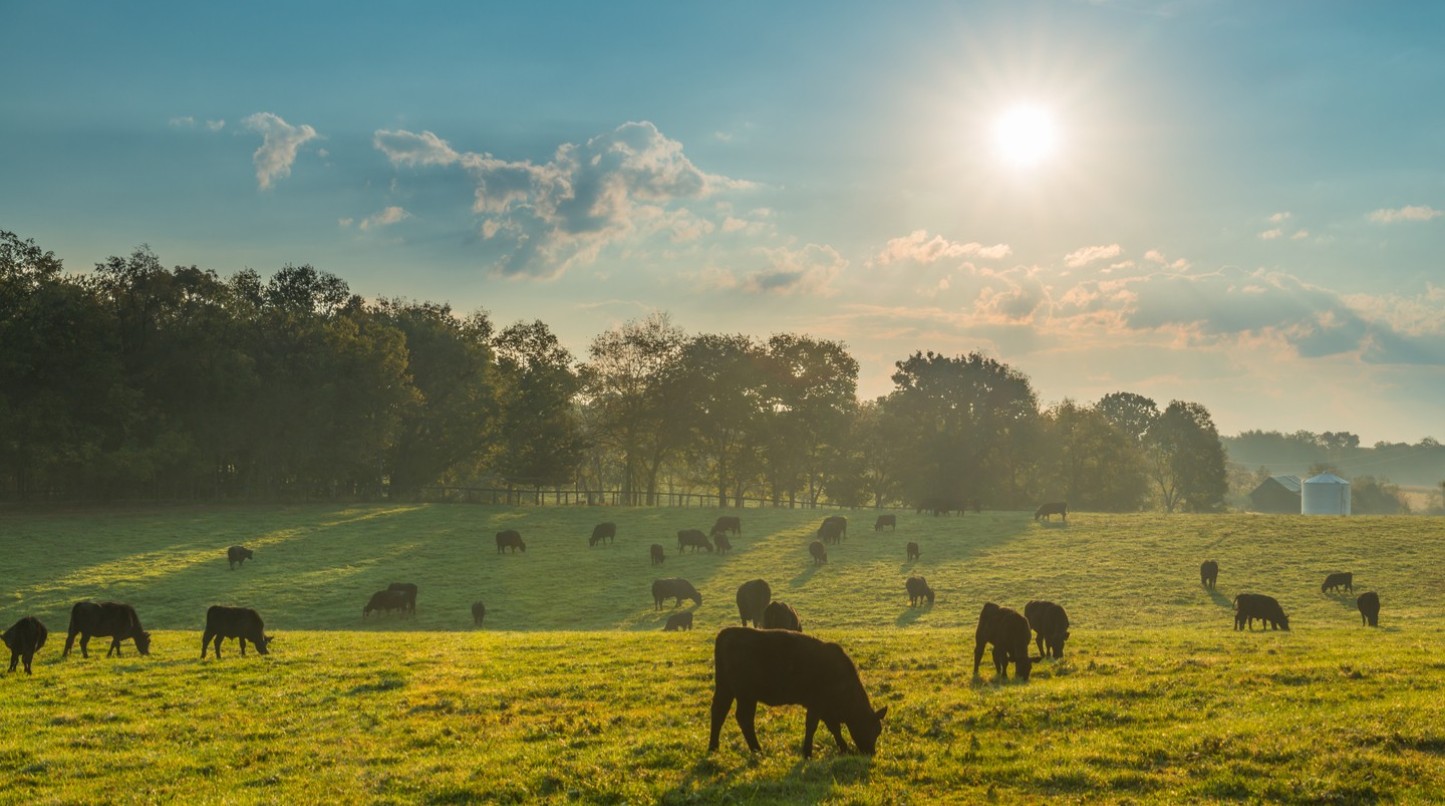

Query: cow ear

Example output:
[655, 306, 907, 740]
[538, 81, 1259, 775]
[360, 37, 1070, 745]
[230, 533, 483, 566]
[875, 706, 888, 721]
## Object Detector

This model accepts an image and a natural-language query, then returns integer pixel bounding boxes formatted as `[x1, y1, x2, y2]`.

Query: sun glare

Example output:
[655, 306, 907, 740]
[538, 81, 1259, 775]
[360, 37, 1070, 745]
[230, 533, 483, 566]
[993, 104, 1059, 169]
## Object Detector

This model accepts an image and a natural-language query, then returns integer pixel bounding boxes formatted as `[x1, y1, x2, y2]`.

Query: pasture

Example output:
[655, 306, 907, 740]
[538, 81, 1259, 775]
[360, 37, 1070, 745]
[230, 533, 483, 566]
[3, 504, 1445, 803]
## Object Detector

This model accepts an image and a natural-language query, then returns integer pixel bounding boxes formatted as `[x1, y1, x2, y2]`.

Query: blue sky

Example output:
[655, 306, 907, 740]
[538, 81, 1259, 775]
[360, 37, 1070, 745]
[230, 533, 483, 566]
[5, 1, 1444, 445]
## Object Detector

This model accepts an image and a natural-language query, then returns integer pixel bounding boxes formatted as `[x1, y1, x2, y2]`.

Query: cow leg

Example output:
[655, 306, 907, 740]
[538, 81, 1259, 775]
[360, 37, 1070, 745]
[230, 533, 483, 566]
[824, 718, 849, 754]
[108, 637, 122, 658]
[79, 634, 92, 659]
[972, 639, 987, 677]
[734, 699, 761, 753]
[708, 688, 733, 752]
[1035, 632, 1045, 658]
[63, 631, 77, 658]
[803, 710, 820, 758]
[993, 645, 1008, 678]
[201, 631, 212, 658]
[7, 651, 17, 673]
[240, 638, 248, 657]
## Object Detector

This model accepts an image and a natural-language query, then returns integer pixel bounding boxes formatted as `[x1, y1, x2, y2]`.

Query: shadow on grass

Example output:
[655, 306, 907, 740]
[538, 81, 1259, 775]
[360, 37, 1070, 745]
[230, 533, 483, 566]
[788, 564, 822, 588]
[1208, 588, 1234, 609]
[895, 604, 930, 627]
[661, 751, 872, 805]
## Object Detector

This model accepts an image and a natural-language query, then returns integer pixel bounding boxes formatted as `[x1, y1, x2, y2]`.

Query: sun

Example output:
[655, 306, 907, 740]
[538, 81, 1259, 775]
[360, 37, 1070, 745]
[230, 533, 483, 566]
[992, 104, 1059, 169]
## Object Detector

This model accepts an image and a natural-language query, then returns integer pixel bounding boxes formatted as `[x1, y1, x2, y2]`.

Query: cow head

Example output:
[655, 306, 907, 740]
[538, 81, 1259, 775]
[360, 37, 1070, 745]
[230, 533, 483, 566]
[134, 630, 152, 656]
[1276, 615, 1290, 631]
[849, 706, 889, 755]
[254, 634, 272, 655]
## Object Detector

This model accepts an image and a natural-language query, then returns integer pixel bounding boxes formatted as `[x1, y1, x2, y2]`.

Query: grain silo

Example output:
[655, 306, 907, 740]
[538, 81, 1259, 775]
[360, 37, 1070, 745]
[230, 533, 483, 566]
[1301, 472, 1351, 515]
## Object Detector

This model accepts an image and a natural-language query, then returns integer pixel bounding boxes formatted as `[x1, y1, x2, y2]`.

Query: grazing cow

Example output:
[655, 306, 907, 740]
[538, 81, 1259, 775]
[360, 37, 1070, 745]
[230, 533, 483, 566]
[590, 522, 616, 547]
[708, 627, 888, 758]
[387, 582, 418, 615]
[363, 589, 409, 619]
[906, 541, 921, 562]
[1322, 572, 1354, 594]
[736, 579, 772, 627]
[1233, 593, 1290, 631]
[63, 601, 152, 659]
[874, 514, 896, 532]
[818, 516, 847, 545]
[650, 543, 666, 566]
[714, 534, 734, 555]
[664, 612, 694, 632]
[762, 601, 803, 632]
[1034, 502, 1068, 522]
[1200, 560, 1219, 590]
[227, 545, 253, 570]
[905, 576, 935, 607]
[677, 529, 714, 553]
[471, 601, 486, 627]
[973, 603, 1032, 681]
[3, 616, 48, 675]
[201, 606, 270, 658]
[712, 516, 742, 536]
[1023, 600, 1070, 660]
[809, 540, 828, 565]
[495, 529, 526, 553]
[652, 578, 703, 610]
[1357, 591, 1380, 627]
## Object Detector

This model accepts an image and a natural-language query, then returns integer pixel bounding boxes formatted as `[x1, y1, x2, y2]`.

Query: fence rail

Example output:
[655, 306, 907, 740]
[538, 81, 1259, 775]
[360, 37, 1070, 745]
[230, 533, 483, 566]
[417, 485, 898, 510]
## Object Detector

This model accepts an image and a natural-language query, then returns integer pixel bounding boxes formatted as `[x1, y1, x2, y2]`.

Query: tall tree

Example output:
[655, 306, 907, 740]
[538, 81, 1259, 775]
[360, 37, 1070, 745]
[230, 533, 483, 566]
[760, 334, 859, 506]
[1038, 399, 1148, 511]
[672, 333, 771, 506]
[1147, 400, 1228, 512]
[492, 320, 586, 491]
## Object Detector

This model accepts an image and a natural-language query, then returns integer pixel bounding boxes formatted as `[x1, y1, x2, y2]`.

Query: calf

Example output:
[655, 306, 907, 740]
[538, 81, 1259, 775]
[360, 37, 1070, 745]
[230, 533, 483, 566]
[905, 576, 935, 607]
[973, 603, 1032, 681]
[201, 605, 270, 658]
[677, 529, 714, 553]
[664, 611, 694, 632]
[1233, 593, 1290, 631]
[590, 522, 616, 547]
[471, 601, 486, 627]
[809, 540, 828, 565]
[652, 578, 703, 610]
[63, 601, 152, 659]
[1023, 600, 1070, 659]
[906, 541, 921, 562]
[387, 582, 418, 615]
[1322, 572, 1353, 594]
[1200, 560, 1219, 590]
[227, 545, 253, 570]
[364, 589, 409, 619]
[762, 601, 802, 632]
[736, 579, 772, 627]
[818, 516, 847, 545]
[649, 543, 666, 566]
[874, 514, 896, 532]
[495, 529, 526, 553]
[3, 616, 48, 675]
[1034, 502, 1067, 522]
[714, 533, 733, 555]
[712, 516, 742, 536]
[1356, 592, 1380, 627]
[708, 627, 888, 758]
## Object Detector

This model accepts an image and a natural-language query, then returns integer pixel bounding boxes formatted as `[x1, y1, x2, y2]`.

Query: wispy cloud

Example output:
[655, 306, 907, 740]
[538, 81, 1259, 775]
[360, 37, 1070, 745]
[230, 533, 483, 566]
[359, 206, 412, 231]
[1368, 205, 1442, 223]
[873, 230, 1011, 265]
[1064, 243, 1122, 268]
[242, 112, 320, 190]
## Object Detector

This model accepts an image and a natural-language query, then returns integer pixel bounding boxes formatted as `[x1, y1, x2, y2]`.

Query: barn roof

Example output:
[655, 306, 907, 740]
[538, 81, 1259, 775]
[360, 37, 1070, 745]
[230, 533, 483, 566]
[1266, 475, 1301, 493]
[1304, 472, 1349, 486]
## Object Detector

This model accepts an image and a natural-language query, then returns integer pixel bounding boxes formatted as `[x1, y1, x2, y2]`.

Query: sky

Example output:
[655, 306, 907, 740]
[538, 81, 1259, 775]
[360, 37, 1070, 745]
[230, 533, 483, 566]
[4, 1, 1444, 445]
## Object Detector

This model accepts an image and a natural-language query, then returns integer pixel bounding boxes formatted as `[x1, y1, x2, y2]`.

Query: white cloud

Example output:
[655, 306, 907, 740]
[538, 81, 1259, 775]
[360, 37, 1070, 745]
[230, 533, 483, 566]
[206, 119, 226, 132]
[169, 116, 195, 128]
[1368, 205, 1442, 223]
[1268, 211, 1292, 224]
[1291, 229, 1309, 240]
[1064, 243, 1122, 268]
[1259, 228, 1282, 240]
[1143, 249, 1190, 271]
[359, 206, 411, 230]
[874, 230, 1011, 265]
[242, 112, 320, 190]
[374, 129, 462, 167]
[338, 217, 354, 228]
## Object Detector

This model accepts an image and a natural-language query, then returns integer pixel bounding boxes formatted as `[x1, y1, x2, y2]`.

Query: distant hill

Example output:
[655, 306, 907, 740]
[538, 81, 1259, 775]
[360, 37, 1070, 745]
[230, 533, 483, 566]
[1224, 431, 1445, 488]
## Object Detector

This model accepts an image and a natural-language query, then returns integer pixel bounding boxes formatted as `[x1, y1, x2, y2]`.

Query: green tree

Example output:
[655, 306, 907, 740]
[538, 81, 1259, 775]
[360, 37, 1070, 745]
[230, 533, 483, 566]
[1147, 400, 1228, 513]
[760, 334, 859, 507]
[1038, 399, 1148, 511]
[492, 320, 586, 492]
[672, 333, 771, 506]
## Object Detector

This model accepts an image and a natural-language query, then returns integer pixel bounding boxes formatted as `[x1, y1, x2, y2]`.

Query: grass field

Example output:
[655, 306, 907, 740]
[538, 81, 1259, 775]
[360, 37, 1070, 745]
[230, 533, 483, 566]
[3, 504, 1445, 803]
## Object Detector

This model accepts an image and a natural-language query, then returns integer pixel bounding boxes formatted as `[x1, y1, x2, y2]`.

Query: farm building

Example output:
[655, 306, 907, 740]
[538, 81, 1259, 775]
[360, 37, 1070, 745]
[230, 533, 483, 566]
[1302, 472, 1351, 515]
[1248, 475, 1301, 513]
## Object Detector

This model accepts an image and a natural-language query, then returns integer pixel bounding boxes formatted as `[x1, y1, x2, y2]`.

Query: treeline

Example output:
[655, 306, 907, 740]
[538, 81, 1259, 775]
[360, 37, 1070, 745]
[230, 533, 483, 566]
[1224, 430, 1445, 490]
[1, 231, 1227, 511]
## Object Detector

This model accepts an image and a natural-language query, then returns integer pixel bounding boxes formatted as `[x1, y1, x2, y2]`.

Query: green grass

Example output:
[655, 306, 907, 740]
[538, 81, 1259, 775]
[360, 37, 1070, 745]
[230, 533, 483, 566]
[3, 505, 1445, 803]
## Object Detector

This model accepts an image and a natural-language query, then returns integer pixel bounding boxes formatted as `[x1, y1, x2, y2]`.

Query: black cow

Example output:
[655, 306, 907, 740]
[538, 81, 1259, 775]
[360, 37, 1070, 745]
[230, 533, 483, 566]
[471, 601, 486, 627]
[652, 578, 703, 610]
[1200, 560, 1219, 590]
[364, 589, 409, 618]
[712, 516, 742, 536]
[1233, 593, 1290, 631]
[63, 601, 151, 658]
[905, 576, 935, 607]
[590, 522, 616, 547]
[649, 543, 666, 566]
[809, 540, 828, 565]
[714, 534, 733, 555]
[1023, 600, 1070, 659]
[973, 603, 1032, 681]
[387, 582, 418, 615]
[201, 606, 270, 658]
[762, 601, 802, 632]
[1322, 572, 1354, 593]
[3, 616, 47, 675]
[664, 612, 694, 632]
[906, 541, 921, 562]
[1034, 502, 1068, 522]
[496, 530, 526, 553]
[708, 627, 888, 758]
[874, 514, 896, 532]
[818, 516, 847, 545]
[1357, 591, 1380, 627]
[678, 529, 714, 553]
[227, 545, 253, 570]
[736, 579, 772, 627]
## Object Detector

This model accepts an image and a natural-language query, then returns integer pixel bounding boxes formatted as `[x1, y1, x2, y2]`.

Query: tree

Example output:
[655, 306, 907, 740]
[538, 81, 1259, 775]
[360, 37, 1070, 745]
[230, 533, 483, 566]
[1146, 400, 1228, 512]
[671, 333, 771, 506]
[1095, 391, 1159, 445]
[1037, 399, 1148, 511]
[759, 334, 859, 507]
[492, 320, 586, 492]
